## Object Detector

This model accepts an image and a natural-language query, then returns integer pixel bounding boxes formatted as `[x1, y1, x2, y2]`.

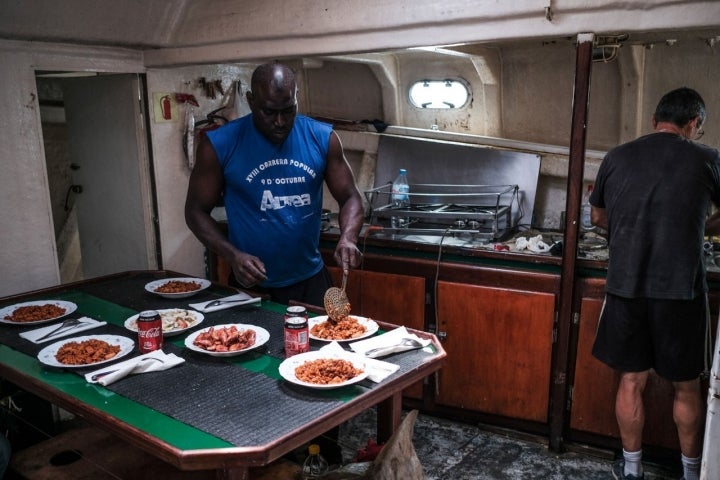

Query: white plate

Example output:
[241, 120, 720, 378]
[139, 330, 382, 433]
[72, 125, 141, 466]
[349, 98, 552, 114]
[37, 334, 135, 369]
[184, 323, 270, 357]
[308, 315, 379, 342]
[0, 300, 78, 326]
[278, 350, 369, 389]
[124, 309, 204, 337]
[144, 277, 211, 299]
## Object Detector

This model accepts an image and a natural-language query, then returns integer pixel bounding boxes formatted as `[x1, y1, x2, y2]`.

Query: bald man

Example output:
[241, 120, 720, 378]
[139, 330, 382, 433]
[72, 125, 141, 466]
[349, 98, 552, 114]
[186, 62, 364, 308]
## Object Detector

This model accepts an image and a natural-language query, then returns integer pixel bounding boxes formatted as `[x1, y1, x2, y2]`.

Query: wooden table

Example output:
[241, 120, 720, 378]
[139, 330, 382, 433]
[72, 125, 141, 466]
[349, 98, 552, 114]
[0, 270, 446, 479]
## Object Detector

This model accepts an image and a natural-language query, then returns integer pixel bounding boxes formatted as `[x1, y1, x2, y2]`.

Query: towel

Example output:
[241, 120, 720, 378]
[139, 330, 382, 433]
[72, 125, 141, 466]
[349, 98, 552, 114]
[515, 234, 551, 253]
[189, 292, 261, 313]
[319, 342, 399, 383]
[20, 316, 107, 344]
[84, 350, 185, 386]
[349, 326, 431, 359]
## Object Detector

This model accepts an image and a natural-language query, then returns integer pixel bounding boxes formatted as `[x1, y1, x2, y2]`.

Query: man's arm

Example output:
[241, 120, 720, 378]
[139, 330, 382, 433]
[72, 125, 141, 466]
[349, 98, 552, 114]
[324, 131, 365, 273]
[184, 137, 267, 287]
[590, 205, 608, 231]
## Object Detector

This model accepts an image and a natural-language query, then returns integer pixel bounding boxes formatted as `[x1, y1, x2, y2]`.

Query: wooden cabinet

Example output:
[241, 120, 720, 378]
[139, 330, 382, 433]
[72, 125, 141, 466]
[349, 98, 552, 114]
[327, 266, 425, 331]
[434, 281, 556, 422]
[328, 266, 426, 399]
[569, 278, 693, 451]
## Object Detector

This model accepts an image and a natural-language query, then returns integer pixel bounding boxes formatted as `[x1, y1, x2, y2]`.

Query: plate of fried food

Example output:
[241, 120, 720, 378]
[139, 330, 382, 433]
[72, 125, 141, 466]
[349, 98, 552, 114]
[124, 309, 204, 337]
[0, 300, 78, 326]
[144, 277, 211, 299]
[308, 315, 379, 342]
[278, 350, 369, 389]
[184, 323, 269, 357]
[37, 334, 135, 369]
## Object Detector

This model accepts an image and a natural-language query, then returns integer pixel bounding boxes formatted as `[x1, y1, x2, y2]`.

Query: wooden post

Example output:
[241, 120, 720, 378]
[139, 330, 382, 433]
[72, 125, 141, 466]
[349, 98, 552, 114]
[549, 32, 594, 452]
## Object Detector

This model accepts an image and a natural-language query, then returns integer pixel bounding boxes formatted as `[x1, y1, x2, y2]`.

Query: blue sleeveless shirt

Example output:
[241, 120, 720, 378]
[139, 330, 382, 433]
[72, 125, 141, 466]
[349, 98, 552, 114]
[207, 114, 332, 287]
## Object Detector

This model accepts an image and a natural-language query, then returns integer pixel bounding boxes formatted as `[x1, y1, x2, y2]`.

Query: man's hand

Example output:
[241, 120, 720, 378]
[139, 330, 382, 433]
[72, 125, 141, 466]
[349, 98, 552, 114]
[231, 252, 267, 288]
[334, 239, 362, 274]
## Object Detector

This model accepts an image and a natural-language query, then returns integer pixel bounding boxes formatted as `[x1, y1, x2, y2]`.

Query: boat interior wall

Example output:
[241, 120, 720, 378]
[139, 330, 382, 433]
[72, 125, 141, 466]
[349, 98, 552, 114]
[2, 0, 720, 295]
[372, 135, 540, 229]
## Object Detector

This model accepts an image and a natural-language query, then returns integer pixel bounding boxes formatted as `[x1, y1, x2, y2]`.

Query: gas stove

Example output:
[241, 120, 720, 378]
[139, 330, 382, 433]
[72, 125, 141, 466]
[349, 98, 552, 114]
[364, 183, 520, 242]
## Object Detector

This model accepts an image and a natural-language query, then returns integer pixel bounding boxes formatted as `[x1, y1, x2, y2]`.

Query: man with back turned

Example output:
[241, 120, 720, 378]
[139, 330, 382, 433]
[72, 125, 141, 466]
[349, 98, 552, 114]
[590, 87, 720, 480]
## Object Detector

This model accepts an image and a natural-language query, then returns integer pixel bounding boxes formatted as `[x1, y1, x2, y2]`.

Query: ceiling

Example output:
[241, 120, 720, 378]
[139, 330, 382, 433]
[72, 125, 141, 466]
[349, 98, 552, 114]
[2, 0, 719, 65]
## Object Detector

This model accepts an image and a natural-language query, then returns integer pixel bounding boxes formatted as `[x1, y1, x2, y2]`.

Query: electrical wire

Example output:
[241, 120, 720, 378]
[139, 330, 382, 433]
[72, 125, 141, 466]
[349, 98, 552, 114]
[432, 228, 453, 334]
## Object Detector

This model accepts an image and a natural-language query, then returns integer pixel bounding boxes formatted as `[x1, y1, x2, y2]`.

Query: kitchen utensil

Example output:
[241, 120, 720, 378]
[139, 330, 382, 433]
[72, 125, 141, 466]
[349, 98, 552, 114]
[90, 356, 164, 382]
[323, 270, 350, 323]
[203, 297, 256, 309]
[364, 337, 424, 358]
[35, 318, 90, 341]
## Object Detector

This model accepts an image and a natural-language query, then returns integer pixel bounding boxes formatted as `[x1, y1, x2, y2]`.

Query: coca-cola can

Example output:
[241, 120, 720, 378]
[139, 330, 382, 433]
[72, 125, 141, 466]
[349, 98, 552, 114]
[284, 305, 308, 321]
[137, 310, 163, 353]
[284, 316, 309, 358]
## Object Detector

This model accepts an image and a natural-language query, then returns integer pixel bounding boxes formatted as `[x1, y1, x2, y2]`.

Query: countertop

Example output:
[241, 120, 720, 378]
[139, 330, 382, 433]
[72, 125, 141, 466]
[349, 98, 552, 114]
[322, 222, 720, 278]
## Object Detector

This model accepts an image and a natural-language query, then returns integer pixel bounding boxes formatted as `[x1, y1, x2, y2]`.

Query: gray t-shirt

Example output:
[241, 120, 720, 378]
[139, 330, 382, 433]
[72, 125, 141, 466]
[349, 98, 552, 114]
[590, 132, 720, 299]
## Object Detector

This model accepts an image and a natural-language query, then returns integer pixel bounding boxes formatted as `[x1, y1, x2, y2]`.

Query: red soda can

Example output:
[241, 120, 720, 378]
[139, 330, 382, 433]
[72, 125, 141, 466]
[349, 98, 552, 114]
[284, 316, 309, 358]
[284, 305, 308, 321]
[137, 310, 163, 353]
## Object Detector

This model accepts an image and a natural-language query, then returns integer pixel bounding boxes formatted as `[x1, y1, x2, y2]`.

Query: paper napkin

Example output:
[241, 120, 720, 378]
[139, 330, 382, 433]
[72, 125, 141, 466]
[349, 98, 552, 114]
[349, 326, 431, 358]
[319, 342, 399, 383]
[189, 292, 261, 313]
[20, 316, 107, 344]
[84, 350, 185, 386]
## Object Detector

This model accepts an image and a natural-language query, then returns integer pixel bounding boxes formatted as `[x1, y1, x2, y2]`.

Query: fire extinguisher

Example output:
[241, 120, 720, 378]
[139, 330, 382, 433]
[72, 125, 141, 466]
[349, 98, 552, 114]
[160, 95, 172, 120]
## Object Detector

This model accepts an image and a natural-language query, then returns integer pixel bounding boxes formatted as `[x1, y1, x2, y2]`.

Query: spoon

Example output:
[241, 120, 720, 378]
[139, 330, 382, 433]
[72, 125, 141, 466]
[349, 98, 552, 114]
[323, 270, 350, 323]
[364, 337, 424, 358]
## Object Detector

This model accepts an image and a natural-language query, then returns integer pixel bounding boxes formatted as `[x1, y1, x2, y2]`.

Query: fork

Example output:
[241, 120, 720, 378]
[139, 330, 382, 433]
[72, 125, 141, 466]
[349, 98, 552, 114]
[36, 318, 91, 341]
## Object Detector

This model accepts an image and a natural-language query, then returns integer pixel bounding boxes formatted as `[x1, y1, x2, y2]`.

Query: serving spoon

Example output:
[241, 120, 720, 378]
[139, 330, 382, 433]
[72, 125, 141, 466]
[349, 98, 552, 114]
[323, 270, 350, 323]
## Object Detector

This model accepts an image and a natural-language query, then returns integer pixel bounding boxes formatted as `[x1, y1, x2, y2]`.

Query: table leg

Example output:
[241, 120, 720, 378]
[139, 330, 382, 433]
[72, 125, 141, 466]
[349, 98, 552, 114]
[216, 467, 249, 480]
[376, 392, 402, 443]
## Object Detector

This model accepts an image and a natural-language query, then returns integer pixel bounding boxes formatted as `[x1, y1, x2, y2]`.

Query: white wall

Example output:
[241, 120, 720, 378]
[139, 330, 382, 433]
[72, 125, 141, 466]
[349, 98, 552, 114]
[145, 64, 253, 278]
[0, 41, 144, 297]
[2, 0, 720, 296]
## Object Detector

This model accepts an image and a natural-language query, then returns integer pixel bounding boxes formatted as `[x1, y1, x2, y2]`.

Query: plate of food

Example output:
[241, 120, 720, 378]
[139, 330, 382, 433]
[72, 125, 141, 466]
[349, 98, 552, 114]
[308, 315, 379, 342]
[278, 350, 369, 389]
[144, 277, 211, 299]
[37, 334, 135, 369]
[125, 309, 204, 337]
[184, 323, 269, 357]
[0, 300, 78, 326]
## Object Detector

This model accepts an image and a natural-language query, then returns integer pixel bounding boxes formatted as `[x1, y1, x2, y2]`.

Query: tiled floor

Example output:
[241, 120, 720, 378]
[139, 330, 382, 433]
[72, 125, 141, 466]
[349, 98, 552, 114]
[337, 409, 681, 480]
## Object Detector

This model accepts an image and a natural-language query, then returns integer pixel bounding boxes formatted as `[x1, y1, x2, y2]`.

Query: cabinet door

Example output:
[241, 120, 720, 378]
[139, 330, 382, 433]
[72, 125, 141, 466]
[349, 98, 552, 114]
[435, 281, 555, 422]
[328, 267, 426, 399]
[571, 296, 681, 450]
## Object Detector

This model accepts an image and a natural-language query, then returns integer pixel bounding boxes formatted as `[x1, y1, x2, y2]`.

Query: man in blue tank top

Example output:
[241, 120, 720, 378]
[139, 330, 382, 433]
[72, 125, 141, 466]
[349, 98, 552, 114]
[185, 62, 364, 307]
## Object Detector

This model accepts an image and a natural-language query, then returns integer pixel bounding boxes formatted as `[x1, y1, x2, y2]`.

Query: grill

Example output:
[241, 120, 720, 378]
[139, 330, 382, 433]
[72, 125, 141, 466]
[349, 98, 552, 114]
[364, 183, 521, 242]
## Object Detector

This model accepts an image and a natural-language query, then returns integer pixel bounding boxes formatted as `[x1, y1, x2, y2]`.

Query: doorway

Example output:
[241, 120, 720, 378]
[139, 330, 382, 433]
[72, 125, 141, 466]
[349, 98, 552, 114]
[36, 72, 159, 283]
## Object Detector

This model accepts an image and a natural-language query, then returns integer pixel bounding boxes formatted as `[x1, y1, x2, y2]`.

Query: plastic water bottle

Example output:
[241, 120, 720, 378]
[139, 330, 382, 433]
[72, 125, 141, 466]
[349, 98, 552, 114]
[580, 184, 595, 232]
[391, 168, 410, 228]
[302, 444, 329, 479]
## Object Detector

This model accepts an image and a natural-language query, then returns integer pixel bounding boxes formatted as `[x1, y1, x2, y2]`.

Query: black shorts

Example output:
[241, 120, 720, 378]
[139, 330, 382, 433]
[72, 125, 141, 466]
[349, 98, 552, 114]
[591, 293, 707, 381]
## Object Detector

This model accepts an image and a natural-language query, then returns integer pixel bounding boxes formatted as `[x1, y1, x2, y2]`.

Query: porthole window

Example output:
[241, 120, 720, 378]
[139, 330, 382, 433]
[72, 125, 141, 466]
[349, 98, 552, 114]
[408, 79, 470, 109]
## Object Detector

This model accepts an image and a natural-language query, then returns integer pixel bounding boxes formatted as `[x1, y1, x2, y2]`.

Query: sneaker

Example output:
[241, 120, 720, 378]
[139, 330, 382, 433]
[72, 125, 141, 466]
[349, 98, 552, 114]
[612, 460, 645, 480]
